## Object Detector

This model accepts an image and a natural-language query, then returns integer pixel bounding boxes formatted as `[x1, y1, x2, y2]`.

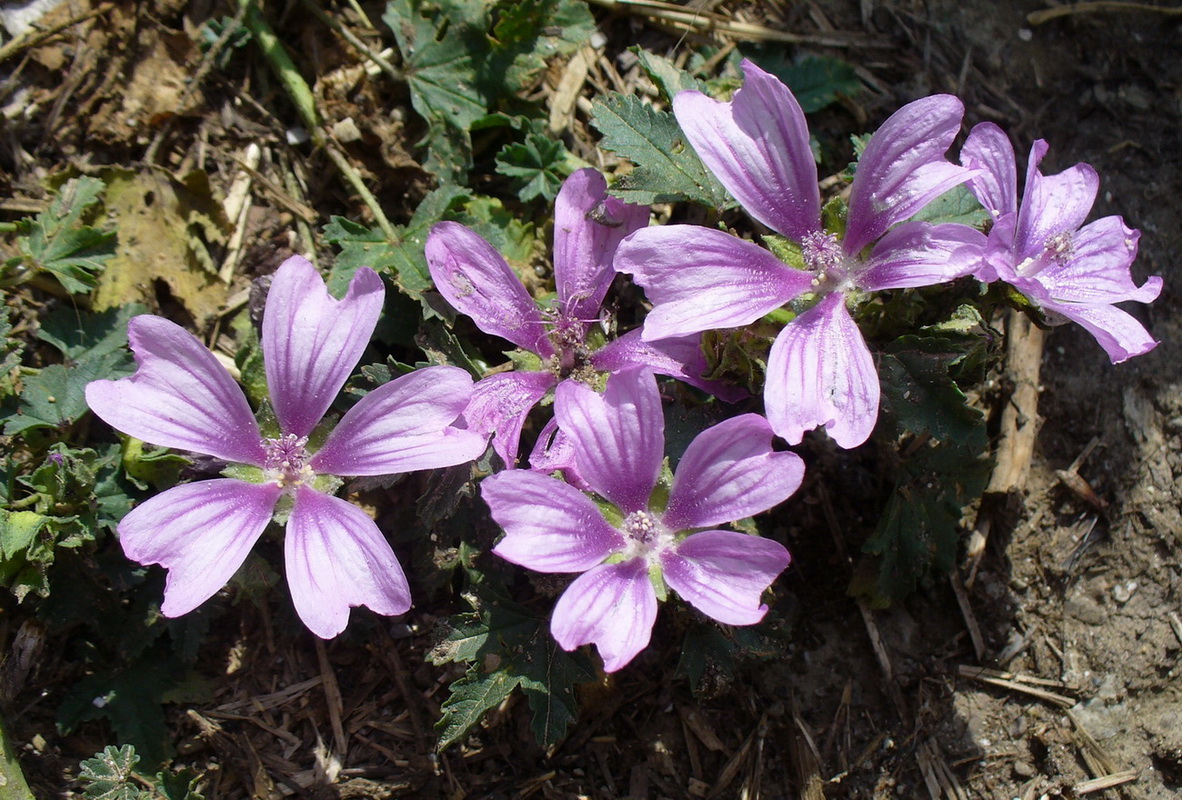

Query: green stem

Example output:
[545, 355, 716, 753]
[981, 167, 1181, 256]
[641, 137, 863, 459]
[241, 0, 398, 243]
[323, 145, 399, 244]
[239, 0, 319, 131]
[0, 222, 17, 233]
[0, 712, 36, 800]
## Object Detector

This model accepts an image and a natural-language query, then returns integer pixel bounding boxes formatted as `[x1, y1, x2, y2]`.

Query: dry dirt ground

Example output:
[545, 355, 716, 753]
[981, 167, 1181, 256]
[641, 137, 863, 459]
[2, 0, 1180, 798]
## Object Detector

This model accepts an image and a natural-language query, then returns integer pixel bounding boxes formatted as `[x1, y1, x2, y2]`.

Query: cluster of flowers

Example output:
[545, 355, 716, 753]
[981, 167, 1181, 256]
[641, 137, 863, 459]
[87, 61, 1160, 672]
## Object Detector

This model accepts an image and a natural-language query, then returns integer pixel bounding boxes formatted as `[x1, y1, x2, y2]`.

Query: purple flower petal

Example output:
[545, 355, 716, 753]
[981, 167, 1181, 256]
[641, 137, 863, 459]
[764, 293, 879, 448]
[310, 366, 485, 475]
[554, 168, 650, 323]
[961, 122, 1018, 219]
[285, 486, 412, 639]
[483, 470, 625, 572]
[1041, 300, 1159, 363]
[263, 256, 384, 438]
[555, 370, 663, 513]
[673, 59, 820, 240]
[464, 370, 556, 467]
[845, 95, 972, 254]
[527, 417, 590, 490]
[857, 221, 987, 291]
[1032, 217, 1159, 305]
[118, 478, 281, 617]
[662, 414, 804, 531]
[661, 530, 789, 626]
[86, 316, 266, 466]
[977, 214, 1021, 284]
[551, 559, 657, 672]
[591, 329, 746, 403]
[425, 222, 554, 357]
[616, 225, 813, 340]
[1014, 140, 1099, 262]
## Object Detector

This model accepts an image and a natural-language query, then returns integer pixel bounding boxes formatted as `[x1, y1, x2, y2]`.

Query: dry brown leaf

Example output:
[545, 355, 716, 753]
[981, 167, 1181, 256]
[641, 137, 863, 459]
[91, 167, 232, 326]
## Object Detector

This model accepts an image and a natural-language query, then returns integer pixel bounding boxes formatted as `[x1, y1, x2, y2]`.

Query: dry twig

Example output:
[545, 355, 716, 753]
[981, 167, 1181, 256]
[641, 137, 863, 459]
[1028, 1, 1182, 26]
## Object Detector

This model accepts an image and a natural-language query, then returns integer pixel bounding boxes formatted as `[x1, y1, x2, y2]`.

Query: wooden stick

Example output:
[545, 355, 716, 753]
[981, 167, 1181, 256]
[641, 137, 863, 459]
[0, 3, 112, 65]
[956, 665, 1075, 708]
[1028, 1, 1182, 26]
[1074, 769, 1141, 795]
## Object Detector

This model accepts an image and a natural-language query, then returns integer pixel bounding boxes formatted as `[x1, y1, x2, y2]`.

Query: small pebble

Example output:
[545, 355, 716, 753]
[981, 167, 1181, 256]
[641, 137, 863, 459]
[1018, 28, 1033, 41]
[1013, 760, 1037, 778]
[1113, 580, 1137, 604]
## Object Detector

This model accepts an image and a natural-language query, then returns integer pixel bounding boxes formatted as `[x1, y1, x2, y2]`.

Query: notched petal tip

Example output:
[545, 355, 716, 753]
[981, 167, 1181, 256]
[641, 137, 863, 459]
[263, 255, 385, 438]
[551, 560, 657, 673]
[764, 294, 879, 449]
[285, 487, 412, 639]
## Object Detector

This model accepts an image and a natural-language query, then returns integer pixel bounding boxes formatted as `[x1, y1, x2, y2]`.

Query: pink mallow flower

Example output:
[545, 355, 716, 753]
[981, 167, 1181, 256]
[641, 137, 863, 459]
[426, 168, 730, 467]
[960, 122, 1161, 362]
[480, 369, 802, 672]
[615, 60, 984, 448]
[85, 256, 487, 638]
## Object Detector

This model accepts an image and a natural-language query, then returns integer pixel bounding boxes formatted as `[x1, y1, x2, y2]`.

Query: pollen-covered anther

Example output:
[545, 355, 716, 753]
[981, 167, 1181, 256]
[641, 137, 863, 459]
[801, 231, 852, 292]
[1044, 231, 1075, 263]
[801, 231, 844, 273]
[263, 433, 312, 486]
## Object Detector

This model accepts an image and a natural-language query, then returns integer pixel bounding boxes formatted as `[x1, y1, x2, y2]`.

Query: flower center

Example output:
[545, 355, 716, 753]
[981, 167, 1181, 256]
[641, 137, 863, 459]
[619, 509, 673, 563]
[263, 433, 313, 487]
[1019, 230, 1076, 279]
[1043, 231, 1074, 264]
[802, 231, 854, 293]
[546, 312, 598, 383]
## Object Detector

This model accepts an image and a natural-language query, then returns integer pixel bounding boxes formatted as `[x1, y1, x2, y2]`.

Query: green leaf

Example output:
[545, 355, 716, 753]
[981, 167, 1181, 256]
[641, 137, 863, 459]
[908, 184, 991, 227]
[36, 304, 146, 363]
[78, 744, 145, 800]
[58, 652, 183, 769]
[0, 307, 24, 402]
[325, 184, 470, 304]
[675, 621, 785, 699]
[590, 93, 731, 207]
[429, 574, 596, 749]
[429, 603, 538, 667]
[738, 52, 862, 113]
[435, 667, 523, 751]
[11, 177, 116, 293]
[154, 768, 205, 800]
[877, 335, 985, 443]
[0, 510, 48, 560]
[633, 48, 709, 101]
[495, 134, 574, 202]
[382, 0, 593, 183]
[4, 356, 126, 436]
[518, 636, 595, 747]
[120, 438, 189, 491]
[852, 430, 990, 606]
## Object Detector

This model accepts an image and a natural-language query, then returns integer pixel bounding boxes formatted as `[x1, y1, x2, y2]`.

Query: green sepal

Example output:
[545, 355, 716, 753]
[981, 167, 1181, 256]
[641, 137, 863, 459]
[761, 307, 797, 327]
[305, 414, 337, 454]
[649, 561, 668, 602]
[648, 460, 673, 515]
[507, 348, 547, 373]
[310, 474, 343, 495]
[120, 437, 189, 491]
[761, 234, 806, 269]
[221, 464, 265, 483]
[271, 492, 294, 526]
[253, 399, 281, 440]
[594, 497, 624, 529]
[821, 195, 848, 238]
